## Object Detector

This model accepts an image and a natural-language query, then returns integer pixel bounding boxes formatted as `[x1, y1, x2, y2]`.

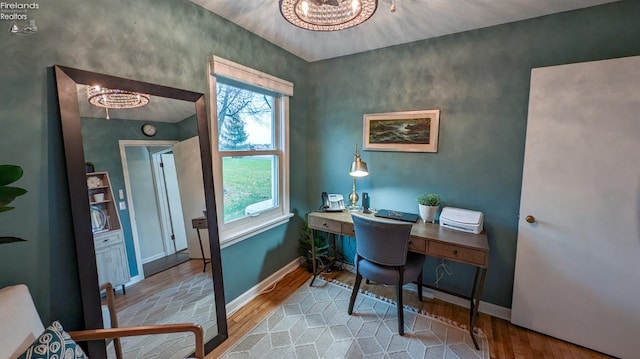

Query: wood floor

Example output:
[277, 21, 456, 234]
[112, 260, 612, 358]
[208, 266, 613, 359]
[112, 259, 207, 310]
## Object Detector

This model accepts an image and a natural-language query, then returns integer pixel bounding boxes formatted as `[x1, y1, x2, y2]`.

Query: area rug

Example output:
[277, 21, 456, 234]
[106, 271, 218, 358]
[220, 277, 489, 358]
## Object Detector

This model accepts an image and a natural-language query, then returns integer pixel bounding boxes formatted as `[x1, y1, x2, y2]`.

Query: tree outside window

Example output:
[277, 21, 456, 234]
[215, 82, 277, 222]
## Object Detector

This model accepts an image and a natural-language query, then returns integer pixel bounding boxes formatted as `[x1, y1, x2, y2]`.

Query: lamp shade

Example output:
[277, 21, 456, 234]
[350, 154, 368, 177]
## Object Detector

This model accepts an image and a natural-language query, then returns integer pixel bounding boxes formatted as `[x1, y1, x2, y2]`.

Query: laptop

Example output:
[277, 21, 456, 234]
[374, 209, 420, 223]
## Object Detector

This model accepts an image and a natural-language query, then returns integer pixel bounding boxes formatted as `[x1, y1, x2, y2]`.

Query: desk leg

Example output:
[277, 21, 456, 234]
[310, 231, 335, 287]
[310, 228, 318, 286]
[469, 267, 487, 350]
[195, 228, 209, 273]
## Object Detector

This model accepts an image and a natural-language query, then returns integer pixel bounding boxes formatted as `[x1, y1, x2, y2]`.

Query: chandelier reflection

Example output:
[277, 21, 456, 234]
[87, 85, 150, 119]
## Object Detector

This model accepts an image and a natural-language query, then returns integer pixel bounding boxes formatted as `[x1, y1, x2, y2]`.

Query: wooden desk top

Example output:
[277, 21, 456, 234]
[308, 210, 489, 268]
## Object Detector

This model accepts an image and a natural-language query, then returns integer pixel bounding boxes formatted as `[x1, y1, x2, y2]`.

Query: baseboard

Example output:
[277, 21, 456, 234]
[125, 275, 143, 287]
[416, 287, 511, 321]
[335, 260, 511, 321]
[226, 258, 301, 316]
[141, 253, 166, 264]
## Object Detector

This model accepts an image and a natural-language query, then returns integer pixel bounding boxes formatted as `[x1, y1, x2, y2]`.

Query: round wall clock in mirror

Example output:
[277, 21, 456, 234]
[141, 123, 157, 137]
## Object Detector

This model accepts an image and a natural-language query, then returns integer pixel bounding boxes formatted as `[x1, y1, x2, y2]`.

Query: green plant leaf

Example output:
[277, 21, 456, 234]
[0, 187, 27, 210]
[417, 193, 440, 206]
[0, 236, 26, 244]
[0, 165, 24, 186]
[0, 165, 27, 215]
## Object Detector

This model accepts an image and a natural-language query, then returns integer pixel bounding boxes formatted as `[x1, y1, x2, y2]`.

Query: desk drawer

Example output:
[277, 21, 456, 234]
[342, 222, 355, 236]
[408, 237, 427, 253]
[308, 216, 341, 233]
[429, 242, 486, 266]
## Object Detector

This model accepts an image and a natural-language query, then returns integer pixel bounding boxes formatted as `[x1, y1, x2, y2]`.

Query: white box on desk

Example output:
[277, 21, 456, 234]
[440, 207, 483, 234]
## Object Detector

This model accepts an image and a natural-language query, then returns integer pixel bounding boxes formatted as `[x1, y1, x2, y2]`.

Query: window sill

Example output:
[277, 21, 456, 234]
[219, 212, 294, 249]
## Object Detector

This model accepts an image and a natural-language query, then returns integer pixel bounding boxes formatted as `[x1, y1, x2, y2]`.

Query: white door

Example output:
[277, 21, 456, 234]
[160, 152, 188, 252]
[511, 56, 640, 358]
[125, 146, 165, 263]
[172, 136, 209, 259]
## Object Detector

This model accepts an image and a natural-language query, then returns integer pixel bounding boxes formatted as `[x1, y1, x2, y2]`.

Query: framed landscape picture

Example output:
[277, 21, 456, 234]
[363, 109, 440, 152]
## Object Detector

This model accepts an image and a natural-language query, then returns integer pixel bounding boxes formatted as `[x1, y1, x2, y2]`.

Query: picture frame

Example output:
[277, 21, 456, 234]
[363, 109, 440, 152]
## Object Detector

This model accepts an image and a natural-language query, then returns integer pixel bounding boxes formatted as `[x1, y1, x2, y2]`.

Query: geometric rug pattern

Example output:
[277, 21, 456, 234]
[107, 271, 218, 359]
[220, 277, 489, 358]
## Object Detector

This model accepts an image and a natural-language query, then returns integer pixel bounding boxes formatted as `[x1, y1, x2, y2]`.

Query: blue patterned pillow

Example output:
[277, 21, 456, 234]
[18, 321, 87, 359]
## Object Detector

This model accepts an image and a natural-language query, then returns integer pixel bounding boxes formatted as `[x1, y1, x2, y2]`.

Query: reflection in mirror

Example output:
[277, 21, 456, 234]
[55, 66, 227, 358]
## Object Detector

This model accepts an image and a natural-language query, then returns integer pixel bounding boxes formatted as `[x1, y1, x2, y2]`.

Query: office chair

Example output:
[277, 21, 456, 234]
[348, 213, 426, 336]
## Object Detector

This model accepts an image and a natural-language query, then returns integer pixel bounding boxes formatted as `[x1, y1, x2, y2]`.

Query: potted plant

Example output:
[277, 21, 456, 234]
[298, 214, 330, 272]
[0, 164, 28, 244]
[417, 193, 440, 223]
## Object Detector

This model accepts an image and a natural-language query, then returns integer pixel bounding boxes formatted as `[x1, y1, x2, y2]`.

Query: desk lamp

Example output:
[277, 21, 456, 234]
[348, 144, 369, 210]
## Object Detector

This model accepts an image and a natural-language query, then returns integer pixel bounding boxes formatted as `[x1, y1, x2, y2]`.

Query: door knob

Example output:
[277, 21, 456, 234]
[525, 215, 535, 224]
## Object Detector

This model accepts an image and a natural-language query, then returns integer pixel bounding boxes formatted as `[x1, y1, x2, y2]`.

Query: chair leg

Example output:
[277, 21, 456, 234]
[417, 270, 424, 302]
[397, 271, 404, 336]
[114, 338, 123, 359]
[348, 273, 363, 315]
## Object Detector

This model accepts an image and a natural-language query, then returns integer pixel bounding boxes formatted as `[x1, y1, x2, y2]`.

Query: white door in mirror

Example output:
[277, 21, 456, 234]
[141, 123, 157, 137]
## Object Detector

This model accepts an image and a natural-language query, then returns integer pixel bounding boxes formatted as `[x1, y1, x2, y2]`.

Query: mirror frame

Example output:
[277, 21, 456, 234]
[54, 65, 227, 358]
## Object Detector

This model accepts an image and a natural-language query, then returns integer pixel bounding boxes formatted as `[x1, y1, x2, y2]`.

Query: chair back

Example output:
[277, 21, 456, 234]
[0, 284, 45, 359]
[351, 213, 413, 266]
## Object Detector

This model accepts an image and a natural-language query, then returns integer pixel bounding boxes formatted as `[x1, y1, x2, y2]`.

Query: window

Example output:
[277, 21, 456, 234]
[208, 56, 293, 246]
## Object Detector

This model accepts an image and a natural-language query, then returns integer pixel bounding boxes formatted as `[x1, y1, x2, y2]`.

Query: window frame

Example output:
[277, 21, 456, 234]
[207, 56, 293, 248]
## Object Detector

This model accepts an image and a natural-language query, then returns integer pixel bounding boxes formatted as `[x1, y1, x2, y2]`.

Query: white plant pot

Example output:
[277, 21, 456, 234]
[419, 204, 439, 223]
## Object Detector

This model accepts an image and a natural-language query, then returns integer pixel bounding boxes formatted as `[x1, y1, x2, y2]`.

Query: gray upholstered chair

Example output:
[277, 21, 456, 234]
[348, 213, 426, 335]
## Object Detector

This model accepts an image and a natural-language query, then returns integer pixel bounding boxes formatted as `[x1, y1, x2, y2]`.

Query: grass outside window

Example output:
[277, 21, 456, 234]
[222, 157, 273, 222]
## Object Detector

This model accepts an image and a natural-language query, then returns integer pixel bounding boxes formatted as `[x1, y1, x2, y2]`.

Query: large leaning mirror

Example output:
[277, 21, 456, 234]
[55, 65, 227, 358]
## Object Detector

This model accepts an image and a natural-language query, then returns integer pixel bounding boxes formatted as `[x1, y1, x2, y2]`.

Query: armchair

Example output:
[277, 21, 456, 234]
[0, 283, 204, 359]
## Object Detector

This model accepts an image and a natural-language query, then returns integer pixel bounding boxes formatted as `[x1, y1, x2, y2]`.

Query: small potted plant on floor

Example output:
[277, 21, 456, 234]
[298, 214, 330, 272]
[417, 193, 440, 223]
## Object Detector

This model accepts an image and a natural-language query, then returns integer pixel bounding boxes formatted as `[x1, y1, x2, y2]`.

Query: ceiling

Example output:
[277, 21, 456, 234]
[77, 1, 619, 122]
[191, 0, 618, 62]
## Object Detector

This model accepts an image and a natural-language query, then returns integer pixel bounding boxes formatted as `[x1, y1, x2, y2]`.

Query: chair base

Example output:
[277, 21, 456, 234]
[348, 270, 424, 336]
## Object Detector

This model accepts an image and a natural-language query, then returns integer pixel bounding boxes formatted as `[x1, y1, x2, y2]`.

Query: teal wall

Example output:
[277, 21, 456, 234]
[308, 0, 640, 308]
[0, 0, 309, 328]
[1, 0, 638, 332]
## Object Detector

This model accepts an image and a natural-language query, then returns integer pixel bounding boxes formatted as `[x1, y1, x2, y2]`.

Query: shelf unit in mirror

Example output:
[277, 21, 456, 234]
[86, 171, 121, 231]
[86, 171, 130, 292]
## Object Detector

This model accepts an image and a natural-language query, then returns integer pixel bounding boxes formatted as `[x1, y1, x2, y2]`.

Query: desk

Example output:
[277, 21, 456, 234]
[307, 210, 489, 349]
[191, 217, 210, 272]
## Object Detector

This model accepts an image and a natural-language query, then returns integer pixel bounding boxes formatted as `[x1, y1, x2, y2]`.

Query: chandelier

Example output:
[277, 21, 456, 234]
[86, 85, 150, 119]
[280, 0, 378, 31]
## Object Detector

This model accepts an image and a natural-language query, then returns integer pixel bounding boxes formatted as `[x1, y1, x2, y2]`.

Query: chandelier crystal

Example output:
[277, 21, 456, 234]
[87, 85, 150, 110]
[86, 85, 150, 120]
[280, 0, 377, 31]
